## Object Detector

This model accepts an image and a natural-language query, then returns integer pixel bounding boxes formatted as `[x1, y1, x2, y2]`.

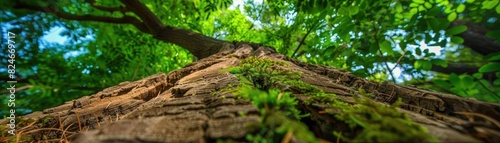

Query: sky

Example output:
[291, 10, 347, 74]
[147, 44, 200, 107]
[42, 27, 67, 44]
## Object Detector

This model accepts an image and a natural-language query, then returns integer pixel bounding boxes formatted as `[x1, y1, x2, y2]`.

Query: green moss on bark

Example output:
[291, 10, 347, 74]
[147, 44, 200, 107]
[221, 56, 439, 143]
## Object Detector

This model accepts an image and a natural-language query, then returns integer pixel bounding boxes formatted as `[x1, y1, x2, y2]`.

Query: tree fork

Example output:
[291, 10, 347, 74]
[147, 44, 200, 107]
[13, 0, 232, 59]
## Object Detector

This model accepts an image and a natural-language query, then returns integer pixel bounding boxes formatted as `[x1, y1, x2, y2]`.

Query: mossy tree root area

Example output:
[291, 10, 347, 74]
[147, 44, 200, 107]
[2, 44, 500, 142]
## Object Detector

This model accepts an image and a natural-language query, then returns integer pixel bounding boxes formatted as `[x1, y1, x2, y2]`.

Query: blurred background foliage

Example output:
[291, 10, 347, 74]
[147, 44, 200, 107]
[1, 0, 499, 116]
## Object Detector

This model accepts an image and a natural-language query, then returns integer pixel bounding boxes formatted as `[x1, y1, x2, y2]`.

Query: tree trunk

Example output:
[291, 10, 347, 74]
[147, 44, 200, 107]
[2, 44, 500, 143]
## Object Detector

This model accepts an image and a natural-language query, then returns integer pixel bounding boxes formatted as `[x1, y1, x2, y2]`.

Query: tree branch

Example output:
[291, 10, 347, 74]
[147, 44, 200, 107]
[118, 0, 165, 34]
[118, 0, 231, 59]
[13, 1, 150, 34]
[14, 0, 232, 59]
[372, 22, 397, 83]
[291, 20, 318, 58]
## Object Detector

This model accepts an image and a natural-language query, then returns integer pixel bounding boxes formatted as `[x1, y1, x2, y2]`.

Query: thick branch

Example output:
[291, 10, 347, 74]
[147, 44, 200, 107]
[155, 26, 231, 59]
[118, 0, 231, 59]
[14, 0, 232, 59]
[118, 0, 164, 33]
[452, 20, 500, 56]
[13, 1, 150, 34]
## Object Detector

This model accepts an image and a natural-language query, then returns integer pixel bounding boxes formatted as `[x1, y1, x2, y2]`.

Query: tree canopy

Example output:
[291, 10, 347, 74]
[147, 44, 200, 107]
[1, 0, 499, 115]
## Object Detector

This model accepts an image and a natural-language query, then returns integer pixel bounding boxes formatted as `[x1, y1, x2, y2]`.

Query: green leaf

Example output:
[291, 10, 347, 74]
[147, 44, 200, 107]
[449, 73, 461, 87]
[437, 18, 451, 29]
[427, 6, 442, 16]
[422, 60, 432, 70]
[456, 4, 466, 13]
[419, 5, 426, 11]
[410, 8, 418, 14]
[433, 79, 452, 89]
[482, 0, 499, 9]
[349, 6, 360, 15]
[497, 3, 500, 13]
[413, 0, 425, 4]
[479, 63, 500, 73]
[473, 73, 483, 79]
[450, 36, 464, 44]
[416, 48, 422, 56]
[447, 12, 457, 21]
[486, 30, 500, 39]
[339, 24, 354, 42]
[466, 0, 475, 3]
[427, 18, 439, 31]
[460, 75, 474, 87]
[424, 2, 432, 9]
[338, 7, 348, 15]
[440, 0, 449, 5]
[396, 3, 403, 12]
[444, 6, 454, 13]
[446, 25, 467, 35]
[410, 3, 420, 8]
[379, 40, 393, 54]
[487, 54, 500, 61]
[431, 59, 448, 67]
[494, 79, 500, 85]
[414, 60, 422, 69]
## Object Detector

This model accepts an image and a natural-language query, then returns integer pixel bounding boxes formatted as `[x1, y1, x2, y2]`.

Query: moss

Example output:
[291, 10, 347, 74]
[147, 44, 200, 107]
[246, 111, 319, 143]
[223, 56, 318, 142]
[226, 57, 301, 91]
[220, 56, 439, 143]
[226, 54, 237, 58]
[331, 89, 440, 142]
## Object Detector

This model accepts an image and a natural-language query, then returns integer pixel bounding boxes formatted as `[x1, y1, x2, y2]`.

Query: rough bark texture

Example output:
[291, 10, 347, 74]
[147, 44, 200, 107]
[2, 44, 500, 142]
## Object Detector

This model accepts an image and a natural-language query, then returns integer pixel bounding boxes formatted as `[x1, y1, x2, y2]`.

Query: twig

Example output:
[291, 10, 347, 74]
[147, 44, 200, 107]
[390, 51, 406, 72]
[372, 23, 396, 83]
[291, 19, 319, 58]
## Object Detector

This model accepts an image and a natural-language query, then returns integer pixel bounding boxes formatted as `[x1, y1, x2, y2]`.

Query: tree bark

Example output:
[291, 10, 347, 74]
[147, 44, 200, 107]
[2, 44, 499, 142]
